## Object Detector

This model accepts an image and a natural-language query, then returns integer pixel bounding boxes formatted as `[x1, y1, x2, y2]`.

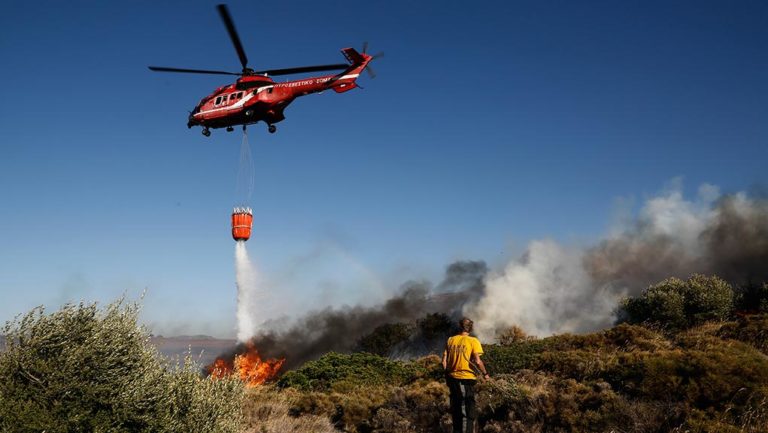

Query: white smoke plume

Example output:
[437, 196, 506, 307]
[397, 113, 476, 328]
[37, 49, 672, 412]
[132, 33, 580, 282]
[213, 180, 766, 369]
[466, 181, 768, 340]
[235, 241, 261, 342]
[468, 240, 620, 339]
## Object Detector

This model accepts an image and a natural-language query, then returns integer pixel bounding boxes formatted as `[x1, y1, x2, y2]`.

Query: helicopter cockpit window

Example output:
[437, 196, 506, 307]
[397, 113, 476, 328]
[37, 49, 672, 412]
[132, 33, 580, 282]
[237, 92, 243, 99]
[230, 94, 237, 101]
[214, 96, 222, 106]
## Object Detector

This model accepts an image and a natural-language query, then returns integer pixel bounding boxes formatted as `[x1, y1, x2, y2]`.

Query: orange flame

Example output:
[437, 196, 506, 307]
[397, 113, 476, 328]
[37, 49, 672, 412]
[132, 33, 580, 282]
[207, 342, 285, 386]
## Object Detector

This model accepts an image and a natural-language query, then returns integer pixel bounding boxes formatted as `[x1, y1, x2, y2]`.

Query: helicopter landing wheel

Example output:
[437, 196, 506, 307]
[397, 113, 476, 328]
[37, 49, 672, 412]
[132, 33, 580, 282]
[268, 124, 276, 134]
[226, 126, 234, 132]
[202, 128, 211, 137]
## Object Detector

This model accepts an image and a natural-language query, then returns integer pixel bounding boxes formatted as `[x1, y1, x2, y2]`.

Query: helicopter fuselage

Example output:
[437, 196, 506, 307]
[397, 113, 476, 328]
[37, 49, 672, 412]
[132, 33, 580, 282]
[150, 5, 377, 135]
[187, 53, 368, 132]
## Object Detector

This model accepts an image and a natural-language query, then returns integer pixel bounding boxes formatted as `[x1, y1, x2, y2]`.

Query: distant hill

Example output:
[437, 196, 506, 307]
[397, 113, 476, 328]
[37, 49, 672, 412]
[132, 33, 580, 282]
[151, 335, 236, 367]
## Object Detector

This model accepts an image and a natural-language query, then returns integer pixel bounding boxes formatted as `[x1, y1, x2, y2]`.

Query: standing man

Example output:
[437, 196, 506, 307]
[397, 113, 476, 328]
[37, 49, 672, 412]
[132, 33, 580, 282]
[442, 317, 489, 433]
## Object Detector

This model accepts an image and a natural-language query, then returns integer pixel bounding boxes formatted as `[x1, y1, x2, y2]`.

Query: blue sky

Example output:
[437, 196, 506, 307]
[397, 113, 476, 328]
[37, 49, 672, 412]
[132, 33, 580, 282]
[1, 1, 766, 337]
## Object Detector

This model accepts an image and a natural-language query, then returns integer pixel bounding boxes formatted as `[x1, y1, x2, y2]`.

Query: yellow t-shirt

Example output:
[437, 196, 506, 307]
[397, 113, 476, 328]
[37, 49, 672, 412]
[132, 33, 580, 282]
[445, 335, 484, 380]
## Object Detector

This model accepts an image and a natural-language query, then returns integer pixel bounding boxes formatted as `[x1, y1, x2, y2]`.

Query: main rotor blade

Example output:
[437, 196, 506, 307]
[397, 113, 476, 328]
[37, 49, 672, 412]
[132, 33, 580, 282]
[217, 4, 249, 70]
[254, 63, 349, 76]
[148, 66, 241, 76]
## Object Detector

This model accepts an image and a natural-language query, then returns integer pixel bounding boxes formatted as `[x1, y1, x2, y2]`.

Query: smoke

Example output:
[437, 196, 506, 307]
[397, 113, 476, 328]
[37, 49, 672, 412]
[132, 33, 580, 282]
[213, 181, 768, 370]
[236, 261, 487, 370]
[467, 181, 768, 340]
[235, 242, 261, 342]
[466, 240, 619, 338]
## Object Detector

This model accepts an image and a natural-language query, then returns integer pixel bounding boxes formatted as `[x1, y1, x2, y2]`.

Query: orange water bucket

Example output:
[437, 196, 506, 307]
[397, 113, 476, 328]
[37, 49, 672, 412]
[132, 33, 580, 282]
[232, 207, 253, 241]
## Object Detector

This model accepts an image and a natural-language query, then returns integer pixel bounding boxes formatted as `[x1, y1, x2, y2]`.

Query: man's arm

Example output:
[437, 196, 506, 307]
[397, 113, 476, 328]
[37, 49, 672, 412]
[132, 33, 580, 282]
[442, 350, 448, 370]
[472, 352, 489, 379]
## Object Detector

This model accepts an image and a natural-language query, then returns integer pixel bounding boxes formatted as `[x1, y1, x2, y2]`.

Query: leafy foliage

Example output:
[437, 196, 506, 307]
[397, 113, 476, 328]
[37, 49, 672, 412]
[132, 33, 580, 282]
[619, 274, 734, 330]
[355, 322, 413, 356]
[276, 351, 422, 392]
[416, 313, 453, 341]
[495, 325, 534, 345]
[734, 282, 768, 313]
[0, 299, 244, 433]
[278, 317, 768, 432]
[353, 313, 454, 358]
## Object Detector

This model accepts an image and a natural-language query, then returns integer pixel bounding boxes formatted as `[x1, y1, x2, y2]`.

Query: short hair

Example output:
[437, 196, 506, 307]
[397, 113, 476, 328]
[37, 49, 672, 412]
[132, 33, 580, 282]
[459, 317, 473, 333]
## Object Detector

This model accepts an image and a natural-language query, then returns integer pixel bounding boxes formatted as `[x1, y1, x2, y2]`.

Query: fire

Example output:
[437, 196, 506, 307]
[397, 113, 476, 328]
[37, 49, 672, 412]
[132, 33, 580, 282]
[207, 342, 285, 386]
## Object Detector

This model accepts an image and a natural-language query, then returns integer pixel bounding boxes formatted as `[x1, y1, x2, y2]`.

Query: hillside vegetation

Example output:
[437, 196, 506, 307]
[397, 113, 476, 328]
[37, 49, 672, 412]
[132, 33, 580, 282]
[1, 275, 767, 432]
[254, 275, 768, 432]
[0, 300, 244, 433]
[258, 316, 768, 433]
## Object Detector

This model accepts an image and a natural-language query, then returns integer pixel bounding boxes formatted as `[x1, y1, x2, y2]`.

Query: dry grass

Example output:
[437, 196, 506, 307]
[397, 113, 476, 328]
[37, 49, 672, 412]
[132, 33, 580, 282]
[241, 385, 336, 433]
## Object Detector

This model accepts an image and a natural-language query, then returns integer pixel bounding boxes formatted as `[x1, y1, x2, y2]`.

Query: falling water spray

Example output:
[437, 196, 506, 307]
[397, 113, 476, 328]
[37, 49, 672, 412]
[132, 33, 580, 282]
[233, 131, 259, 341]
[235, 241, 260, 342]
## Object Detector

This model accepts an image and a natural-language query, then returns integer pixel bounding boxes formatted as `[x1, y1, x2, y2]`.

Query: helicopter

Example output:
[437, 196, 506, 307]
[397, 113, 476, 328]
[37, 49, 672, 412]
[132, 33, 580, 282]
[149, 4, 381, 136]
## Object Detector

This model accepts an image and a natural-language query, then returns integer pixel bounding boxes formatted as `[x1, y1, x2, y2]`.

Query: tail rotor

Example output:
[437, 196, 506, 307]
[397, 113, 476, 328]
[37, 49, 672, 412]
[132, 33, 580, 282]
[361, 42, 384, 79]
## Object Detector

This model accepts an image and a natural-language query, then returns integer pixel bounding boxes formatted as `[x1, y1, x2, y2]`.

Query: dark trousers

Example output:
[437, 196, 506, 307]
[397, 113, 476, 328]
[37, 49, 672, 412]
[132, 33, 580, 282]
[446, 376, 476, 433]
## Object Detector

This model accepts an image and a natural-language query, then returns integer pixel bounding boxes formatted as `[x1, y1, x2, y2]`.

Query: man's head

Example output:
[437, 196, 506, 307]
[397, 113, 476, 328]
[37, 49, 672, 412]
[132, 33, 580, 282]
[459, 317, 473, 334]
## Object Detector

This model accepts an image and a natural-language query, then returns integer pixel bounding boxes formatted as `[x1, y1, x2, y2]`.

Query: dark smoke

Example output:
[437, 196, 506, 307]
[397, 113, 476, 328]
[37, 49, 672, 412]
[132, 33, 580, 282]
[214, 261, 487, 371]
[585, 193, 768, 293]
[469, 185, 768, 339]
[211, 184, 768, 372]
[701, 196, 768, 284]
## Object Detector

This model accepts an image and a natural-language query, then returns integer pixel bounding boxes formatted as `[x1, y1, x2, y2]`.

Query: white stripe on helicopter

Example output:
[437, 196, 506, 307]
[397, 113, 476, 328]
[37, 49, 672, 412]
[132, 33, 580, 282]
[194, 74, 360, 118]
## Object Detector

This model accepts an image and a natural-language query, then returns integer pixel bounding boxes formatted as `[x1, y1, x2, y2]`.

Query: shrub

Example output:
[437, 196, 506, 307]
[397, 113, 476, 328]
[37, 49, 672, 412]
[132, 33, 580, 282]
[619, 274, 734, 330]
[0, 299, 244, 433]
[354, 313, 453, 358]
[289, 383, 395, 432]
[370, 380, 449, 433]
[356, 322, 414, 356]
[483, 340, 548, 374]
[282, 355, 447, 433]
[495, 325, 534, 345]
[734, 282, 768, 314]
[277, 352, 421, 392]
[416, 313, 453, 341]
[684, 274, 734, 324]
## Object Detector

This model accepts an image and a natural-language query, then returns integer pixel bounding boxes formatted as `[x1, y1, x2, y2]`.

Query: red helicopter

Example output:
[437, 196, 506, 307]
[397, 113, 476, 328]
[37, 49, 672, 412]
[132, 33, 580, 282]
[149, 4, 381, 136]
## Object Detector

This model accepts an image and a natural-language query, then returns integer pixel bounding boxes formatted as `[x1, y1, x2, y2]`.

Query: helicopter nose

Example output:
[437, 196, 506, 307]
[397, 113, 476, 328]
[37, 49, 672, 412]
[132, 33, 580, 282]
[187, 113, 198, 128]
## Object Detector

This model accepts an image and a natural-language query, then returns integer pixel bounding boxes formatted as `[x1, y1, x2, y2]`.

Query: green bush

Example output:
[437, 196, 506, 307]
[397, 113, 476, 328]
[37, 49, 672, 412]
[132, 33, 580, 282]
[619, 274, 734, 330]
[416, 313, 453, 341]
[0, 299, 244, 433]
[483, 340, 548, 374]
[280, 321, 768, 432]
[495, 325, 534, 346]
[277, 352, 422, 392]
[356, 322, 414, 356]
[734, 283, 768, 314]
